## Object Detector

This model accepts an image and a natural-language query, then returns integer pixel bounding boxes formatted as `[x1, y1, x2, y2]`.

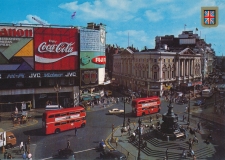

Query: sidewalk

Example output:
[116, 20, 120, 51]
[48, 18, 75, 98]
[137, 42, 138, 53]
[106, 112, 217, 160]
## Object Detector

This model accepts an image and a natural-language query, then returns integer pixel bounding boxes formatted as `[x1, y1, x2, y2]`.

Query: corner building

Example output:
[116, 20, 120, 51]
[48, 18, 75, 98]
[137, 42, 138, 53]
[112, 48, 202, 97]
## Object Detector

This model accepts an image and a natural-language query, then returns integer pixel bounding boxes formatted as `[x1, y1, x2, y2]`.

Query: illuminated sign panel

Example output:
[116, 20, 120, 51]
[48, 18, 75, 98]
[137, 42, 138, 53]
[34, 27, 78, 71]
[80, 28, 105, 69]
[0, 26, 34, 71]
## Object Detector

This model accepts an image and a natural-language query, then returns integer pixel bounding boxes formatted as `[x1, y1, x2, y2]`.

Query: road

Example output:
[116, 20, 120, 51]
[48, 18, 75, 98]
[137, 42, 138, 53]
[11, 91, 218, 159]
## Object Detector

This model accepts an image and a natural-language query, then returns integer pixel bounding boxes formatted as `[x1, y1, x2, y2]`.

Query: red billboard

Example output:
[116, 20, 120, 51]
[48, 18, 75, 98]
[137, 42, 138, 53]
[34, 27, 78, 71]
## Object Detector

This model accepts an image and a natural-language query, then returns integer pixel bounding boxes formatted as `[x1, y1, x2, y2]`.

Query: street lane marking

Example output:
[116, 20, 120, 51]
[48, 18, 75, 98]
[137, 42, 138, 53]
[73, 147, 96, 153]
[42, 148, 96, 160]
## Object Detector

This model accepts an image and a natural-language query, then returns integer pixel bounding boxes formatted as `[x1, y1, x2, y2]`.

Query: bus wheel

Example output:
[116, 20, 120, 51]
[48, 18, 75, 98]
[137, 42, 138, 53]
[142, 113, 145, 116]
[81, 123, 85, 128]
[55, 128, 60, 134]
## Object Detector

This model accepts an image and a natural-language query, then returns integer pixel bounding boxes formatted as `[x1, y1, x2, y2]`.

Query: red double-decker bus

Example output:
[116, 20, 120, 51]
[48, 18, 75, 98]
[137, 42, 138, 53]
[132, 96, 161, 117]
[42, 106, 86, 135]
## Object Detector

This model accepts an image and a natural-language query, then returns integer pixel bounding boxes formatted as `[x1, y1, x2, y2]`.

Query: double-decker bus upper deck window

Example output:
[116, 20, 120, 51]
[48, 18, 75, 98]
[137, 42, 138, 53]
[80, 110, 85, 113]
[70, 120, 75, 123]
[75, 119, 80, 122]
[70, 112, 75, 115]
[48, 115, 54, 118]
[75, 112, 80, 114]
[55, 114, 60, 118]
[60, 113, 66, 117]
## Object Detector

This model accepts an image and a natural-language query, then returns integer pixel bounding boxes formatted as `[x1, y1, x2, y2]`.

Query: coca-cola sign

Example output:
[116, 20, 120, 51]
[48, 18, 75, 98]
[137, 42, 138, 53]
[34, 27, 78, 71]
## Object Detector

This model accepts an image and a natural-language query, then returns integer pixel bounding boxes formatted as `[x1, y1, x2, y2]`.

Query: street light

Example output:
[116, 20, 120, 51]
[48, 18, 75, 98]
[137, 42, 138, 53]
[187, 90, 190, 125]
[54, 84, 61, 108]
[137, 117, 142, 160]
[123, 97, 126, 127]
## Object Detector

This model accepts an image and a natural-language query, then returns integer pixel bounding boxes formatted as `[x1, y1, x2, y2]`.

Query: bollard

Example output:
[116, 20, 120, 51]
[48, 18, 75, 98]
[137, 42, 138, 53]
[167, 136, 169, 142]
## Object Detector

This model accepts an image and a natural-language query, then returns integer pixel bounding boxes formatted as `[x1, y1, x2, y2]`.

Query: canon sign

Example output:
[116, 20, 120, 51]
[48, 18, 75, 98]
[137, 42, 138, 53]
[0, 28, 33, 37]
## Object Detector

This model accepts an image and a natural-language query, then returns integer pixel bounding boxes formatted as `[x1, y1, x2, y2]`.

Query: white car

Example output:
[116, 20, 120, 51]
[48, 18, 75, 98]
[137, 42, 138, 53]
[108, 108, 124, 114]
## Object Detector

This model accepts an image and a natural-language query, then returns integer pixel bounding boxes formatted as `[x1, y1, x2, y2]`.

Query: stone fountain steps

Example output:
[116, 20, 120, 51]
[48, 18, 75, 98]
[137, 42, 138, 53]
[146, 137, 188, 150]
[130, 140, 182, 159]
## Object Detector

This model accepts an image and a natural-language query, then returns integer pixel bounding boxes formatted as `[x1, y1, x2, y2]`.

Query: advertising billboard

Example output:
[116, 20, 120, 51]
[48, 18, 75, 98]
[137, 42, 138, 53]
[34, 27, 78, 71]
[80, 28, 105, 69]
[0, 26, 34, 71]
[80, 69, 98, 87]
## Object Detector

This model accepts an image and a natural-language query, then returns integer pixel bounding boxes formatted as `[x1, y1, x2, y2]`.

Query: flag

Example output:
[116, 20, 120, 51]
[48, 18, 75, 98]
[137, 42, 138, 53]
[71, 12, 76, 19]
[196, 28, 198, 31]
[204, 10, 215, 25]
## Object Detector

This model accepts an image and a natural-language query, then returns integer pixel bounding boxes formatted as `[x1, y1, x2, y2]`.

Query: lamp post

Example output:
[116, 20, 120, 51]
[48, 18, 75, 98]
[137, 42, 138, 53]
[137, 117, 142, 160]
[187, 90, 190, 125]
[123, 97, 126, 127]
[54, 84, 61, 108]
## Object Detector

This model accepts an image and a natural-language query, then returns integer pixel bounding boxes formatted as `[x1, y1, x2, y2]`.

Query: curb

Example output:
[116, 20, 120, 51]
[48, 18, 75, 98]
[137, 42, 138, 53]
[4, 119, 38, 132]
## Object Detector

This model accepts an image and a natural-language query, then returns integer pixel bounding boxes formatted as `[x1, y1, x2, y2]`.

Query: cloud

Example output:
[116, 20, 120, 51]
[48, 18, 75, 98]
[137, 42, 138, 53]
[145, 10, 163, 22]
[18, 15, 49, 25]
[58, 0, 151, 21]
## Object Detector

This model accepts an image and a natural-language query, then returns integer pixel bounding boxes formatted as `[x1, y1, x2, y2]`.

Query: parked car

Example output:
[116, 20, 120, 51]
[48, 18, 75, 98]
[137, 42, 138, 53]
[105, 90, 112, 96]
[108, 108, 124, 115]
[102, 150, 127, 160]
[194, 99, 205, 106]
[176, 97, 188, 104]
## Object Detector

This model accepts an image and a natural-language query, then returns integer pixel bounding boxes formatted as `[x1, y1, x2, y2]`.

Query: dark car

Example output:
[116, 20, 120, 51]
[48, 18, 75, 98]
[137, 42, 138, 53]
[102, 150, 127, 160]
[176, 97, 188, 104]
[194, 99, 205, 106]
[55, 148, 75, 159]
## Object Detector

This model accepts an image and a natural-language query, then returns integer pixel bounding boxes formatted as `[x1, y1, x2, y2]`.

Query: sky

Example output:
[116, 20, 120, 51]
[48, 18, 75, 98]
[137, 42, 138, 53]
[1, 0, 225, 56]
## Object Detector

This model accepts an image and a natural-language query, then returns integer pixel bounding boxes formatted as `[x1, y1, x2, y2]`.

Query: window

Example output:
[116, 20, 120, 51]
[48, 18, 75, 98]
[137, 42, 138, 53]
[154, 59, 157, 62]
[168, 71, 170, 79]
[70, 112, 76, 115]
[48, 115, 54, 118]
[70, 120, 75, 123]
[55, 122, 60, 126]
[55, 114, 60, 118]
[61, 121, 67, 125]
[153, 72, 157, 80]
[162, 72, 165, 79]
[60, 113, 66, 116]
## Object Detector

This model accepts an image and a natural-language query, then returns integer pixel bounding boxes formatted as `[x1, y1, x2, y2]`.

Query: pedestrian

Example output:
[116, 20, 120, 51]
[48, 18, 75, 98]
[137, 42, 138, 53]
[67, 140, 70, 149]
[182, 149, 186, 158]
[197, 122, 201, 131]
[121, 128, 124, 137]
[25, 142, 28, 153]
[22, 152, 27, 160]
[185, 106, 188, 112]
[183, 115, 185, 122]
[128, 118, 130, 125]
[28, 135, 31, 144]
[75, 127, 77, 136]
[165, 148, 168, 159]
[20, 141, 24, 153]
[7, 153, 12, 159]
[28, 151, 32, 160]
[150, 116, 153, 123]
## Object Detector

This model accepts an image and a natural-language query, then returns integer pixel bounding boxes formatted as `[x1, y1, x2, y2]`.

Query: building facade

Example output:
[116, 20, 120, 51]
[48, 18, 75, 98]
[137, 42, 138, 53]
[112, 48, 202, 97]
[0, 22, 107, 111]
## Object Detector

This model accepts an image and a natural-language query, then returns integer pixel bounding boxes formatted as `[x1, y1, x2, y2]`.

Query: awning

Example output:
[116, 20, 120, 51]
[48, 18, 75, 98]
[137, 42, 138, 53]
[82, 96, 92, 101]
[95, 95, 100, 99]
